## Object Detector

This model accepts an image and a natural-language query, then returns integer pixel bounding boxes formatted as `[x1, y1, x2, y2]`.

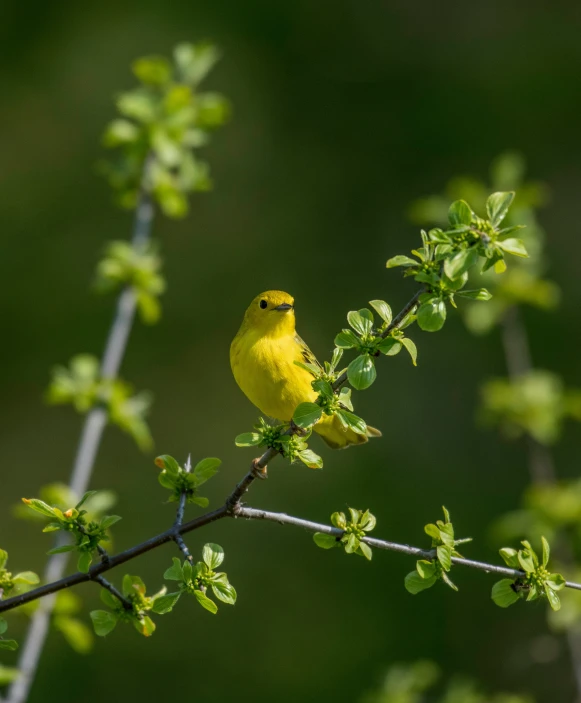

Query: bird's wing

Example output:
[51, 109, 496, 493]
[294, 333, 323, 371]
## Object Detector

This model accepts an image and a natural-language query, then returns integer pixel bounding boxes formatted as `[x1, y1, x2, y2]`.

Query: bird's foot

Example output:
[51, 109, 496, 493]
[251, 458, 268, 480]
[290, 419, 309, 437]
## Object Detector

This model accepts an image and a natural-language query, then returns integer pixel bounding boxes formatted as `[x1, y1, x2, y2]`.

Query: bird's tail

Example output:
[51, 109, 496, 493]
[314, 413, 382, 450]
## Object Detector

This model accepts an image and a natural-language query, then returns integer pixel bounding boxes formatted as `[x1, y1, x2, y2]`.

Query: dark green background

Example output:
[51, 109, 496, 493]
[1, 1, 581, 701]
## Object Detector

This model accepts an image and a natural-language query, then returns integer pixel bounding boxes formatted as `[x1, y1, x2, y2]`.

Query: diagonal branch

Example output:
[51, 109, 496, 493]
[7, 165, 155, 703]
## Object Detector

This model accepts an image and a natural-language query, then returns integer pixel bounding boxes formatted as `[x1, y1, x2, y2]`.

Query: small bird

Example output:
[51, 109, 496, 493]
[230, 290, 381, 449]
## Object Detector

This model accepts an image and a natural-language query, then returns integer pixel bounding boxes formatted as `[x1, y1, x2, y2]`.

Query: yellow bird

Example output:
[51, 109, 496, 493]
[230, 290, 381, 449]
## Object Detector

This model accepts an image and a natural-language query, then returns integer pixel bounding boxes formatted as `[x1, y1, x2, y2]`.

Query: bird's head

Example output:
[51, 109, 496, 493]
[242, 290, 296, 337]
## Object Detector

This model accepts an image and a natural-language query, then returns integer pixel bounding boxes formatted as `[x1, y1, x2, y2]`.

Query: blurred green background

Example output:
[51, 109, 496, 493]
[1, 1, 581, 701]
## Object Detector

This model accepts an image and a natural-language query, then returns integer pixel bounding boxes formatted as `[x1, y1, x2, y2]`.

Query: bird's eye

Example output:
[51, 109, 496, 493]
[259, 299, 268, 309]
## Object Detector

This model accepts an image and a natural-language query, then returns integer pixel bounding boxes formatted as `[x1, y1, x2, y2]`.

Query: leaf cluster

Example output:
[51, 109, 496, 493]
[481, 370, 581, 445]
[409, 151, 556, 335]
[101, 42, 229, 217]
[95, 240, 165, 324]
[22, 491, 121, 573]
[388, 192, 527, 333]
[313, 508, 377, 560]
[158, 543, 236, 615]
[154, 454, 220, 507]
[47, 354, 153, 450]
[492, 537, 565, 611]
[404, 508, 469, 594]
[235, 418, 323, 469]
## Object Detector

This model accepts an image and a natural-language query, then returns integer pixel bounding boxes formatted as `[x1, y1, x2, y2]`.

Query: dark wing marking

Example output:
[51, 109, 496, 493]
[294, 333, 323, 371]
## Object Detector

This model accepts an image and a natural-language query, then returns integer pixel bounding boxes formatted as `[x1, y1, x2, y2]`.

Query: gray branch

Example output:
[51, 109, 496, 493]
[2, 499, 581, 618]
[7, 174, 154, 703]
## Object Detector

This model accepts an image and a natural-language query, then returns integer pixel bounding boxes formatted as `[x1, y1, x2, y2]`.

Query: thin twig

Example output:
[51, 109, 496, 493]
[7, 165, 154, 703]
[94, 576, 132, 610]
[173, 455, 195, 563]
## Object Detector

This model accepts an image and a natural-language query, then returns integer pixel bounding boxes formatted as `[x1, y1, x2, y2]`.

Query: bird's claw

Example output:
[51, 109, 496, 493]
[290, 419, 308, 437]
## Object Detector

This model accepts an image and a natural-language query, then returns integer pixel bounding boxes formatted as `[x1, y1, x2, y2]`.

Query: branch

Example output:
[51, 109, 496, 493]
[2, 499, 581, 616]
[7, 165, 155, 703]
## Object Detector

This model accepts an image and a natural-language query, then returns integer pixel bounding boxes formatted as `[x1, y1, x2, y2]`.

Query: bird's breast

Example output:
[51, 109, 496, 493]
[230, 333, 315, 421]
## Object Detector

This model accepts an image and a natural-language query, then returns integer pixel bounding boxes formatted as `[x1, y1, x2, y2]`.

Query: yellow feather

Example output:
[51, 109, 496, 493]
[230, 290, 381, 450]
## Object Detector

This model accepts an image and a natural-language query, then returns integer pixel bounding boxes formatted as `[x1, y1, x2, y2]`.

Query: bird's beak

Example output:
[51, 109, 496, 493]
[274, 303, 293, 312]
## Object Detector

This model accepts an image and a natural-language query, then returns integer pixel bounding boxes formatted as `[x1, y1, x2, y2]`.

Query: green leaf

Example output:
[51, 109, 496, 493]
[194, 589, 218, 614]
[203, 543, 224, 570]
[22, 498, 58, 519]
[334, 330, 359, 349]
[234, 432, 262, 447]
[12, 571, 40, 585]
[417, 299, 447, 332]
[436, 545, 452, 571]
[518, 551, 536, 573]
[456, 288, 492, 301]
[402, 338, 418, 366]
[90, 610, 118, 637]
[151, 592, 182, 614]
[211, 580, 237, 605]
[545, 585, 561, 611]
[123, 574, 146, 596]
[292, 402, 323, 428]
[348, 509, 362, 526]
[486, 191, 514, 227]
[491, 579, 521, 608]
[358, 542, 372, 561]
[344, 533, 360, 554]
[0, 619, 7, 635]
[335, 410, 367, 436]
[135, 615, 156, 637]
[416, 560, 437, 579]
[338, 387, 353, 411]
[174, 42, 221, 86]
[405, 571, 437, 594]
[313, 533, 338, 549]
[347, 355, 376, 390]
[448, 200, 472, 226]
[424, 524, 441, 541]
[191, 496, 210, 508]
[376, 337, 402, 356]
[193, 457, 221, 484]
[0, 640, 18, 651]
[100, 588, 121, 609]
[154, 455, 180, 476]
[0, 549, 7, 570]
[331, 512, 347, 529]
[312, 379, 333, 398]
[498, 238, 528, 258]
[444, 247, 480, 280]
[441, 571, 458, 591]
[75, 491, 98, 510]
[359, 510, 376, 532]
[132, 55, 172, 85]
[369, 300, 392, 325]
[100, 515, 122, 530]
[298, 449, 323, 469]
[47, 545, 76, 555]
[77, 552, 92, 573]
[53, 615, 93, 654]
[541, 536, 550, 568]
[386, 255, 418, 269]
[546, 573, 566, 591]
[498, 548, 520, 569]
[164, 558, 185, 582]
[347, 311, 373, 337]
